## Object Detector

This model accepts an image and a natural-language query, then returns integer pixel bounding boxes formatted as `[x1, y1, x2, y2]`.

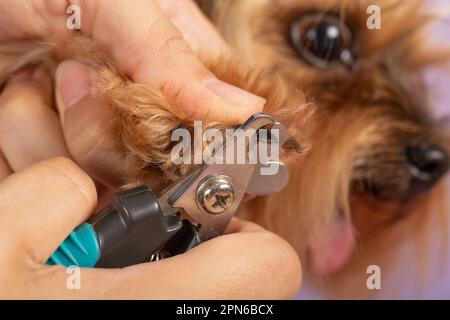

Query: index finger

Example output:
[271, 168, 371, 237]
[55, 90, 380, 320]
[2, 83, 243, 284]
[0, 0, 265, 125]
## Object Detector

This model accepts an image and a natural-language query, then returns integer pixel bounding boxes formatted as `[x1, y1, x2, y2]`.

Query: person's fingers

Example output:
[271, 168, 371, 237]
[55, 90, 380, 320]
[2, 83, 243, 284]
[3, 1, 265, 124]
[83, 0, 265, 124]
[0, 65, 71, 172]
[147, 230, 301, 299]
[36, 221, 301, 299]
[0, 157, 97, 263]
[157, 0, 230, 58]
[55, 60, 133, 189]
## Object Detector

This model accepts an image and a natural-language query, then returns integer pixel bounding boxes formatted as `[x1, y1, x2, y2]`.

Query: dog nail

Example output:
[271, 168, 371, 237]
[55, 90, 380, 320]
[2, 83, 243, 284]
[204, 78, 266, 110]
[56, 60, 91, 110]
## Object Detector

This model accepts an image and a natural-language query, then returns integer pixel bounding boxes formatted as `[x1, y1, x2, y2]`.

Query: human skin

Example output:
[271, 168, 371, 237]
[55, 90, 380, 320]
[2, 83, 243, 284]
[0, 157, 301, 299]
[0, 0, 302, 299]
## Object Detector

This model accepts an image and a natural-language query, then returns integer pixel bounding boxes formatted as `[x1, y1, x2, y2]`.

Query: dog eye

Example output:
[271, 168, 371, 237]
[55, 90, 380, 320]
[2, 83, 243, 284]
[290, 14, 355, 68]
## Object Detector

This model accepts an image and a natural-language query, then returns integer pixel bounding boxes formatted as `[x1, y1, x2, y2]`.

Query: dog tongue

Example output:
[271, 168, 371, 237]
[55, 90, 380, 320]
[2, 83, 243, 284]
[308, 220, 355, 275]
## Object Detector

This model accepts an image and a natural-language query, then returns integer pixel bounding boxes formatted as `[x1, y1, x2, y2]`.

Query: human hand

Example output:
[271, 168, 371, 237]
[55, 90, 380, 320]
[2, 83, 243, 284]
[0, 0, 265, 124]
[0, 2, 300, 299]
[0, 157, 301, 299]
[0, 0, 267, 192]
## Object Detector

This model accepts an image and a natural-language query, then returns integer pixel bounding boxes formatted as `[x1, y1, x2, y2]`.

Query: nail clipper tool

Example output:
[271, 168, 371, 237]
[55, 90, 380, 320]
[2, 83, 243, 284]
[47, 112, 297, 268]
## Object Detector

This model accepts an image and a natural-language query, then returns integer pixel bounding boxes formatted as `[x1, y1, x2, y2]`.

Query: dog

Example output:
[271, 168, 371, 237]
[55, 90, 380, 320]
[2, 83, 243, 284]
[198, 0, 450, 298]
[1, 0, 449, 298]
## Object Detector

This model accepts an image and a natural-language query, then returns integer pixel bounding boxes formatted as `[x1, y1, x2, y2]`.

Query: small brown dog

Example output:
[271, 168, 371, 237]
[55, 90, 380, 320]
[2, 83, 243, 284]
[1, 0, 449, 298]
[197, 0, 450, 297]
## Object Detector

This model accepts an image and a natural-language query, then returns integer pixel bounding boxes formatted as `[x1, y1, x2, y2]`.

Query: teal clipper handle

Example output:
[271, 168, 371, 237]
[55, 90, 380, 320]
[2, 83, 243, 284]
[47, 223, 100, 267]
[47, 186, 184, 268]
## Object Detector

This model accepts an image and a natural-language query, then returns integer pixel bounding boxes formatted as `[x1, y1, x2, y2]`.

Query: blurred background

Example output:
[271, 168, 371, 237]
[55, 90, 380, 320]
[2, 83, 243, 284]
[298, 0, 450, 299]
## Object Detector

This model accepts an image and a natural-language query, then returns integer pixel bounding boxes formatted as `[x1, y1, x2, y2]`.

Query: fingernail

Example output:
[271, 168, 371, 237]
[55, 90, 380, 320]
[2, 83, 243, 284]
[204, 78, 266, 111]
[56, 60, 91, 110]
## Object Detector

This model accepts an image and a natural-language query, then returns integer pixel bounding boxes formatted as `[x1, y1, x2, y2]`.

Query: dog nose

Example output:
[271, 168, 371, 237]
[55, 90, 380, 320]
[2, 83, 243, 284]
[406, 141, 450, 193]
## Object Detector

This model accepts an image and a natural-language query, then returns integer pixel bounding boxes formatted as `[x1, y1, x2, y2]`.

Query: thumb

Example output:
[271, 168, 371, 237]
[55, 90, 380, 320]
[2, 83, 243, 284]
[55, 60, 134, 189]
